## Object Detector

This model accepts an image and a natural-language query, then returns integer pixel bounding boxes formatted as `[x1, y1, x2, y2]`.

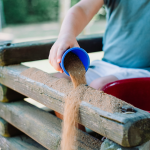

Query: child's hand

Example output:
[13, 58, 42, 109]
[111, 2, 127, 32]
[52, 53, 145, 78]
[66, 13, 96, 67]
[49, 0, 104, 73]
[49, 34, 79, 73]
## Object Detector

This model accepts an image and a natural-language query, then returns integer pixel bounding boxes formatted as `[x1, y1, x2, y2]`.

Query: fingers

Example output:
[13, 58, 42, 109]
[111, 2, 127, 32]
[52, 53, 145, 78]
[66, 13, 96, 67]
[49, 45, 63, 73]
[49, 38, 80, 73]
[57, 41, 80, 62]
[57, 44, 70, 63]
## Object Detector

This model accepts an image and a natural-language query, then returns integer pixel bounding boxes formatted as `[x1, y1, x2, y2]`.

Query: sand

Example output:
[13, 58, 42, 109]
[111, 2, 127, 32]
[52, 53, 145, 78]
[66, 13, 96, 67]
[61, 52, 132, 150]
[21, 66, 131, 115]
[64, 52, 86, 88]
[61, 52, 86, 150]
[21, 52, 132, 150]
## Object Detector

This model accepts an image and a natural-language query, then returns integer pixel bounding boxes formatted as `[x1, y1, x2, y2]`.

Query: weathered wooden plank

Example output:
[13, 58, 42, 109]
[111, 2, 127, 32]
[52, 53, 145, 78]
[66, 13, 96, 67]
[0, 134, 47, 150]
[0, 65, 150, 147]
[0, 83, 26, 102]
[0, 35, 102, 66]
[100, 139, 150, 150]
[0, 101, 102, 150]
[0, 118, 21, 137]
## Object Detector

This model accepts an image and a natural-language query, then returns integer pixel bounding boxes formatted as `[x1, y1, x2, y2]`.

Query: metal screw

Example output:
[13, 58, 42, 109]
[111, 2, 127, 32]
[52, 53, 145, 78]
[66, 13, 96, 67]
[6, 43, 11, 46]
[121, 105, 136, 114]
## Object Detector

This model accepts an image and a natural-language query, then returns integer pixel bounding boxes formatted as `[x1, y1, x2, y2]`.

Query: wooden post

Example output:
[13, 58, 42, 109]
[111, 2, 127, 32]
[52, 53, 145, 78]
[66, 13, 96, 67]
[0, 83, 26, 102]
[0, 118, 21, 137]
[59, 0, 71, 24]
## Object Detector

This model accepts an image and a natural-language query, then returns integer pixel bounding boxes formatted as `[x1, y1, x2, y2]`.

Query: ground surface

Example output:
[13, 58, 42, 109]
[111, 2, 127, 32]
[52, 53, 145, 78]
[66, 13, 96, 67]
[2, 20, 106, 43]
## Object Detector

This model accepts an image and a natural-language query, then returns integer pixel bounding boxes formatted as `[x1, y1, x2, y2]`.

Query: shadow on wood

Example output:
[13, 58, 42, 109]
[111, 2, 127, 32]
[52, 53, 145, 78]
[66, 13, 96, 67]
[0, 134, 47, 150]
[0, 83, 26, 102]
[0, 118, 21, 137]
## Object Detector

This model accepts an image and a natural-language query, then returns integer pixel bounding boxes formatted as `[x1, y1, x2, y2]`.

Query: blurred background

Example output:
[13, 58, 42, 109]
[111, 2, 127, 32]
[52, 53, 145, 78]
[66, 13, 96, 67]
[0, 0, 106, 43]
[0, 0, 106, 73]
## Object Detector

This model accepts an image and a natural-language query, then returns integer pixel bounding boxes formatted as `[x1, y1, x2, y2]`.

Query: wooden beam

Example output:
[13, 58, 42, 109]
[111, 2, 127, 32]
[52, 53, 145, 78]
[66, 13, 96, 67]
[0, 118, 21, 137]
[0, 83, 26, 102]
[0, 101, 102, 150]
[101, 139, 150, 150]
[0, 134, 47, 150]
[0, 65, 150, 147]
[0, 35, 102, 66]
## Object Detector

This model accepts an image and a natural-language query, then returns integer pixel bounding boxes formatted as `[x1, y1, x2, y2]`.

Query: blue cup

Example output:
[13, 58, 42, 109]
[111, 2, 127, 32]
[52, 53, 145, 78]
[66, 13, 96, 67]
[60, 47, 90, 76]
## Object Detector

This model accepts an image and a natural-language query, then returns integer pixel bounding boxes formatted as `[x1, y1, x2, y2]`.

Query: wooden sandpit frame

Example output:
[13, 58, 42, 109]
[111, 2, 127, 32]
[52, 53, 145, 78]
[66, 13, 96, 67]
[0, 35, 150, 150]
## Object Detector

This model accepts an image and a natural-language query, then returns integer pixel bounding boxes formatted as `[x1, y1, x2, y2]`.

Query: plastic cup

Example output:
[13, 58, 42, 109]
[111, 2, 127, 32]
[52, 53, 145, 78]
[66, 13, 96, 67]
[60, 47, 90, 76]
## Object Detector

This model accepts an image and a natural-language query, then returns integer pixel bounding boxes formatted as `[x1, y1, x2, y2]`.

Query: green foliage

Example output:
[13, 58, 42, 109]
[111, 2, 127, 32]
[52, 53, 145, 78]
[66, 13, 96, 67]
[2, 0, 28, 24]
[27, 0, 59, 22]
[71, 0, 80, 6]
[2, 0, 59, 24]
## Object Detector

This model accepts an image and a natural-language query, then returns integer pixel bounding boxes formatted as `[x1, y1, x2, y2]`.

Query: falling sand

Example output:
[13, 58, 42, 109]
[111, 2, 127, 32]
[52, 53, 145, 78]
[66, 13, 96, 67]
[61, 52, 86, 150]
[20, 51, 133, 150]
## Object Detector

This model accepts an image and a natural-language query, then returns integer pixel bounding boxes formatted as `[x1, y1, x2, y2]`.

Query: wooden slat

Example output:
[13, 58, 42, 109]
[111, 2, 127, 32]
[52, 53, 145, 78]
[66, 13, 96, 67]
[0, 65, 150, 147]
[0, 35, 102, 66]
[0, 83, 26, 102]
[0, 118, 21, 137]
[0, 101, 102, 150]
[0, 134, 47, 150]
[100, 139, 150, 150]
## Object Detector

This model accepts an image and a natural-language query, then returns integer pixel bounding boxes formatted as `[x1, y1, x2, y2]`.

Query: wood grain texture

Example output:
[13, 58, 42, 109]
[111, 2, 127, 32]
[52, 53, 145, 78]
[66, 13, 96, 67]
[0, 118, 21, 137]
[0, 101, 102, 150]
[100, 139, 150, 150]
[0, 65, 150, 147]
[0, 83, 26, 102]
[0, 134, 47, 150]
[0, 35, 102, 66]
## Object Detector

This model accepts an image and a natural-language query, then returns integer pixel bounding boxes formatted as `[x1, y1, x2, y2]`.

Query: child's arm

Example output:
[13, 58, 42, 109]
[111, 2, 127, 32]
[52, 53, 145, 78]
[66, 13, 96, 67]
[49, 0, 104, 73]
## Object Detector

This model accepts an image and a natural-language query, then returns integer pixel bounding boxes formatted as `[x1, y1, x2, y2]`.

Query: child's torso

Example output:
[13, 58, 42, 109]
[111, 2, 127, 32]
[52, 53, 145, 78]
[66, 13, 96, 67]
[103, 0, 150, 71]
